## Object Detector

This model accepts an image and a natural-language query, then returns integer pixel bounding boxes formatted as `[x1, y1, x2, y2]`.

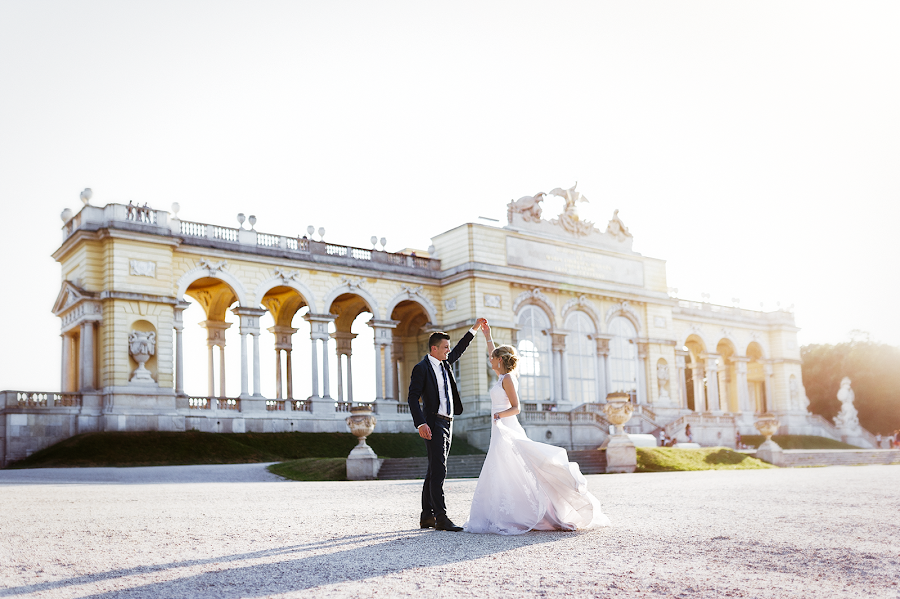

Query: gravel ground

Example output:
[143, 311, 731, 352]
[1, 464, 898, 599]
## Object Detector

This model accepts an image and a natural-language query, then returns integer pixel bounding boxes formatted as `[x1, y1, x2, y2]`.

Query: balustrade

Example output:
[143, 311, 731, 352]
[291, 399, 311, 412]
[218, 398, 240, 410]
[12, 392, 82, 408]
[266, 400, 285, 411]
[188, 397, 211, 409]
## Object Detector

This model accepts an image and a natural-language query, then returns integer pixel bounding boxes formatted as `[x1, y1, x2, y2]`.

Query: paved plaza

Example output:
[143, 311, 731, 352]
[1, 465, 898, 599]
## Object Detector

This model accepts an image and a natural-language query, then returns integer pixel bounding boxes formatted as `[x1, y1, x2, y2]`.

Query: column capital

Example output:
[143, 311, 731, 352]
[331, 331, 358, 355]
[595, 337, 610, 355]
[550, 332, 567, 352]
[369, 319, 399, 346]
[233, 307, 266, 333]
[268, 326, 299, 350]
[304, 313, 335, 340]
[200, 320, 231, 347]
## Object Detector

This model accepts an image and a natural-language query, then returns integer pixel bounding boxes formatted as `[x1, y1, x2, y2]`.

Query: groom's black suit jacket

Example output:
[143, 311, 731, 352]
[407, 331, 474, 429]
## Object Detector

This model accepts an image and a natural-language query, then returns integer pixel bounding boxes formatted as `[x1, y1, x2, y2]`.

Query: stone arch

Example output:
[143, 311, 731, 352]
[513, 289, 556, 329]
[254, 276, 318, 314]
[744, 339, 767, 359]
[561, 295, 601, 332]
[679, 327, 710, 353]
[323, 284, 381, 322]
[176, 265, 250, 307]
[605, 301, 641, 335]
[385, 290, 437, 326]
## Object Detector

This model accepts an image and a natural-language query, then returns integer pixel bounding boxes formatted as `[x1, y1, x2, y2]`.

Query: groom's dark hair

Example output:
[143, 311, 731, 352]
[429, 332, 450, 350]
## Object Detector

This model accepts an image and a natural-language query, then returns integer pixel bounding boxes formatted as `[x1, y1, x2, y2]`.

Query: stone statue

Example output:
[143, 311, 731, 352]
[128, 330, 156, 384]
[605, 209, 633, 242]
[789, 376, 810, 412]
[657, 363, 670, 400]
[507, 192, 545, 224]
[549, 183, 596, 236]
[834, 377, 861, 435]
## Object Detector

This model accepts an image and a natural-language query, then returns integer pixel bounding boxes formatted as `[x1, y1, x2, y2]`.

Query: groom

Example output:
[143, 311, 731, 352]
[407, 318, 486, 532]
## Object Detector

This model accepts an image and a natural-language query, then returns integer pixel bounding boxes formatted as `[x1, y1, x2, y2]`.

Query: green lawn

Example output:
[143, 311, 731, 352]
[268, 458, 347, 481]
[739, 435, 859, 450]
[6, 431, 483, 469]
[637, 447, 775, 472]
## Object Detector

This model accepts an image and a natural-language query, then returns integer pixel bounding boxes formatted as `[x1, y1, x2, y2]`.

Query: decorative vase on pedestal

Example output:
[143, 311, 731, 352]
[754, 414, 784, 466]
[601, 392, 637, 473]
[128, 331, 157, 385]
[345, 405, 383, 480]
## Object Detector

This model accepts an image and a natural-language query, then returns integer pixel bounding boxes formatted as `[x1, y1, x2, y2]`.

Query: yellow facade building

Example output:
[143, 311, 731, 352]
[0, 190, 875, 465]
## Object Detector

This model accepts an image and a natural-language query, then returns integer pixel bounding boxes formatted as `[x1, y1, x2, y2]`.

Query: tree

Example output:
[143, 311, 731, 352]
[801, 340, 900, 436]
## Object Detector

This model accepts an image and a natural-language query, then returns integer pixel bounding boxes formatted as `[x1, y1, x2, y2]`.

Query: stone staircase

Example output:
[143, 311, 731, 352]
[377, 449, 607, 480]
[774, 449, 900, 468]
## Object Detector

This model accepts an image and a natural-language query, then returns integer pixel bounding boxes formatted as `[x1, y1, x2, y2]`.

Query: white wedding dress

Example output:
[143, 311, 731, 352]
[464, 373, 611, 534]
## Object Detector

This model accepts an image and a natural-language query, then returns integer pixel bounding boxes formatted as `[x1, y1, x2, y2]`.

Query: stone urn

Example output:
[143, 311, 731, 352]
[128, 331, 156, 385]
[345, 405, 382, 480]
[754, 415, 780, 442]
[754, 414, 784, 466]
[601, 392, 636, 474]
[347, 405, 377, 445]
[602, 392, 635, 435]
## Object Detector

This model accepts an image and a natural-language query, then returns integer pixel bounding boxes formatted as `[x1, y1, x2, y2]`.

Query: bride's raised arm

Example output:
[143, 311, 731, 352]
[481, 319, 495, 355]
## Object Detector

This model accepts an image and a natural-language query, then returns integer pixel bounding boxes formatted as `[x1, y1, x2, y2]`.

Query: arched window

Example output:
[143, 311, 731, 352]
[516, 305, 552, 405]
[608, 316, 637, 401]
[565, 311, 596, 405]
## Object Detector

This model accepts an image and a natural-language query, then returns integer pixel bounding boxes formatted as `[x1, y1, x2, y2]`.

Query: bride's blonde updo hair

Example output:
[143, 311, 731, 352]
[491, 345, 518, 373]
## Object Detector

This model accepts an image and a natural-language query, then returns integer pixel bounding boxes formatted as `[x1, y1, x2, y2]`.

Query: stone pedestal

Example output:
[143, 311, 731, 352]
[346, 442, 383, 480]
[601, 391, 636, 474]
[754, 415, 784, 466]
[603, 434, 637, 473]
[755, 439, 785, 466]
[345, 405, 382, 480]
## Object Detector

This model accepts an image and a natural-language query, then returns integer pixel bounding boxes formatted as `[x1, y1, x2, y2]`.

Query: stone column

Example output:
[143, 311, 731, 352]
[269, 326, 299, 401]
[551, 333, 568, 407]
[305, 313, 337, 405]
[321, 337, 331, 399]
[596, 337, 610, 401]
[60, 334, 70, 392]
[232, 308, 266, 402]
[275, 349, 283, 399]
[705, 354, 722, 413]
[690, 360, 706, 412]
[240, 332, 249, 397]
[79, 321, 95, 391]
[674, 350, 689, 409]
[733, 358, 750, 413]
[346, 354, 354, 402]
[200, 320, 230, 397]
[218, 345, 227, 398]
[173, 302, 189, 396]
[309, 336, 319, 398]
[332, 332, 358, 403]
[368, 320, 399, 403]
[763, 362, 775, 413]
[392, 339, 403, 403]
[636, 342, 649, 405]
[252, 332, 261, 397]
[206, 344, 215, 397]
[285, 350, 293, 399]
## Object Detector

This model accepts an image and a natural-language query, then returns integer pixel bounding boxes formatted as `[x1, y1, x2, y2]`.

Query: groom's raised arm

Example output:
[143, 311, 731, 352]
[447, 318, 486, 365]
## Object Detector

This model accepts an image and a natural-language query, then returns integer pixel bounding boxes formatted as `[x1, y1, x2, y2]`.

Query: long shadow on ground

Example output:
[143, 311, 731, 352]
[0, 529, 570, 598]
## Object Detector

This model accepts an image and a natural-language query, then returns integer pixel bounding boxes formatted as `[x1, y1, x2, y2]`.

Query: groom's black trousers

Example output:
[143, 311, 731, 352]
[422, 418, 452, 518]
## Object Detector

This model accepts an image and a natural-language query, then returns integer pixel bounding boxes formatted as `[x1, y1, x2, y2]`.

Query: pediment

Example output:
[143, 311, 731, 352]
[52, 281, 97, 315]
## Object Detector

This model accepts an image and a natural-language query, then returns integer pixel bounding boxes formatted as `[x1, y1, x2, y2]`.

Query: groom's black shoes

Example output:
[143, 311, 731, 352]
[434, 517, 463, 532]
[420, 514, 436, 529]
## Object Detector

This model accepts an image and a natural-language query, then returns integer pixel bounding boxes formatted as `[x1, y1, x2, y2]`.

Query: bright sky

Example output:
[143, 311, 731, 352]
[2, 1, 898, 395]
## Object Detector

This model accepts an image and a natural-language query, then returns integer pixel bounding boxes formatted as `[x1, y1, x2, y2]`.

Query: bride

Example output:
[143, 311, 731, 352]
[464, 321, 611, 534]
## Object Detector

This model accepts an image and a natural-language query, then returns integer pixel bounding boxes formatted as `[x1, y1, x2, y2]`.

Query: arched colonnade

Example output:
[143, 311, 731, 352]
[173, 266, 437, 412]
